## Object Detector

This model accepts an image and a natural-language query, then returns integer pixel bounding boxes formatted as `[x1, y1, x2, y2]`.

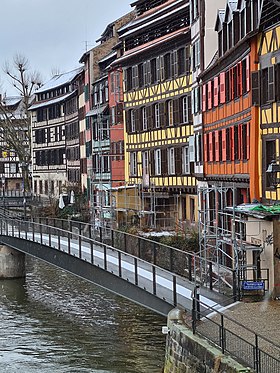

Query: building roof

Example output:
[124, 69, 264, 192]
[226, 203, 280, 220]
[35, 67, 83, 93]
[29, 91, 76, 111]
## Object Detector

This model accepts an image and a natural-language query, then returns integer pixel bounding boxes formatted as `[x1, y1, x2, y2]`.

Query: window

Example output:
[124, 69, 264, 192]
[193, 40, 200, 70]
[182, 96, 189, 123]
[168, 147, 175, 175]
[142, 107, 147, 131]
[155, 149, 161, 175]
[154, 103, 160, 128]
[132, 65, 138, 88]
[182, 146, 190, 174]
[131, 110, 136, 132]
[142, 151, 149, 175]
[138, 63, 144, 87]
[150, 58, 157, 84]
[130, 152, 137, 176]
[167, 100, 174, 126]
[164, 53, 171, 80]
[111, 107, 116, 125]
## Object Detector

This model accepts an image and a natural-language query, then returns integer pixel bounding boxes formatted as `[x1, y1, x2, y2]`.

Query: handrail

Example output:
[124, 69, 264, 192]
[0, 217, 181, 313]
[190, 293, 280, 373]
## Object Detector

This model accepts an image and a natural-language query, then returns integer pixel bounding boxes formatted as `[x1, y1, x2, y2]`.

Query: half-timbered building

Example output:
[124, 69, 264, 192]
[255, 0, 280, 202]
[30, 67, 83, 198]
[116, 0, 196, 229]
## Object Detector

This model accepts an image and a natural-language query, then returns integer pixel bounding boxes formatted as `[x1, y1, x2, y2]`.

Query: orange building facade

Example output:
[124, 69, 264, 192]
[201, 1, 261, 204]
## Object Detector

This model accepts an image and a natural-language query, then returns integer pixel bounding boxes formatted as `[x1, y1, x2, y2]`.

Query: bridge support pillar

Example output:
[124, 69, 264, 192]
[0, 245, 25, 279]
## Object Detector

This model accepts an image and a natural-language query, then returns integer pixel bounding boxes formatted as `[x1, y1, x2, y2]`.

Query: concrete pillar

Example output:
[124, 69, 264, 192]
[0, 245, 25, 279]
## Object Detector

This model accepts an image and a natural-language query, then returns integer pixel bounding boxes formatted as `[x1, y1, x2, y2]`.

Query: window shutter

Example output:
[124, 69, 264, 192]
[214, 77, 219, 107]
[116, 103, 123, 123]
[204, 134, 208, 162]
[246, 55, 250, 92]
[231, 127, 235, 161]
[230, 67, 234, 100]
[150, 150, 155, 175]
[209, 133, 213, 162]
[207, 81, 212, 110]
[173, 98, 179, 125]
[220, 72, 225, 104]
[238, 124, 243, 160]
[247, 122, 250, 160]
[189, 135, 195, 162]
[125, 110, 131, 133]
[188, 95, 192, 122]
[238, 61, 242, 96]
[222, 129, 226, 161]
[195, 134, 200, 162]
[251, 71, 260, 106]
[215, 131, 219, 161]
[268, 66, 275, 102]
[175, 147, 182, 175]
[202, 84, 207, 111]
[162, 148, 168, 175]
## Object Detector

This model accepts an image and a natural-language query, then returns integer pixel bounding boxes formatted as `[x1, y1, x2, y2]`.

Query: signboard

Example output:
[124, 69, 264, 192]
[242, 281, 265, 291]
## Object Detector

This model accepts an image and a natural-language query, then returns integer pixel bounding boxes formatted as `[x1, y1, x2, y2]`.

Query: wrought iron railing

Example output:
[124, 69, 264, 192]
[190, 295, 280, 373]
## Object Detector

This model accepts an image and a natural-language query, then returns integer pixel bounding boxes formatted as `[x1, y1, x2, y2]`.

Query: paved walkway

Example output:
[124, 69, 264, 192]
[220, 299, 280, 357]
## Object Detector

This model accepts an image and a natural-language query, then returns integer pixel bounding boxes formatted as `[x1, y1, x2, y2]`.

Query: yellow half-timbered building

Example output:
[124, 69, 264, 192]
[115, 0, 197, 229]
[255, 1, 280, 202]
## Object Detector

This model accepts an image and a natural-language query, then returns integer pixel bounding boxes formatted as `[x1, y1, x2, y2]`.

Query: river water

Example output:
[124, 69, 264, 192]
[0, 257, 166, 373]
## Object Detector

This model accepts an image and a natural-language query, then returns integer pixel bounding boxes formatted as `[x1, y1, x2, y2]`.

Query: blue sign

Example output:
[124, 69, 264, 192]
[242, 281, 265, 291]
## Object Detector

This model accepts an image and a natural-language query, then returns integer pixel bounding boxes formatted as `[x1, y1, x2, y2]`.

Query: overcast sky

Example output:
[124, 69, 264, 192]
[0, 0, 133, 94]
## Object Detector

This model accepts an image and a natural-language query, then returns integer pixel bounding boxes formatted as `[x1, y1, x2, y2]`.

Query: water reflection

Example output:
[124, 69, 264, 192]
[0, 257, 166, 373]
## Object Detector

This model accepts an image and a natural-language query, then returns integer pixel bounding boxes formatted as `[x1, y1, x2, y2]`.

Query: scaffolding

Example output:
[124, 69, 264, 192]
[198, 185, 264, 294]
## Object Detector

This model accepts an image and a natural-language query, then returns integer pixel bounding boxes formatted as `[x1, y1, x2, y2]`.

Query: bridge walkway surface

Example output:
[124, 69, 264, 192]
[0, 217, 232, 317]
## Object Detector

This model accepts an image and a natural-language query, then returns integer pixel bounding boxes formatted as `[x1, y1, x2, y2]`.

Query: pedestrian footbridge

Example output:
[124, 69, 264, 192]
[0, 216, 234, 316]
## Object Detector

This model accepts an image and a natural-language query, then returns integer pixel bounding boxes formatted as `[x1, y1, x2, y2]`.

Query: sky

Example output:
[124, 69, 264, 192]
[0, 0, 133, 94]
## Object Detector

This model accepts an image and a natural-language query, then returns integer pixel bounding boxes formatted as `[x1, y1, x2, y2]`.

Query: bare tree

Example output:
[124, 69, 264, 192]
[0, 54, 42, 191]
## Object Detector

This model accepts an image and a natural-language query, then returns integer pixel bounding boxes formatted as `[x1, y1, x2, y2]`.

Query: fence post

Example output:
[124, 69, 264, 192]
[220, 314, 225, 354]
[111, 229, 114, 248]
[152, 266, 156, 295]
[124, 233, 127, 253]
[134, 258, 138, 286]
[104, 246, 107, 271]
[118, 251, 122, 277]
[254, 334, 260, 373]
[173, 275, 177, 306]
[138, 237, 141, 258]
[170, 247, 173, 272]
[153, 242, 157, 265]
[99, 226, 103, 243]
[209, 262, 213, 290]
[188, 254, 192, 281]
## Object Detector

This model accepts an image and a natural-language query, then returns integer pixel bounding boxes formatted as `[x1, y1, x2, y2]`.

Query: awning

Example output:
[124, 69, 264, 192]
[86, 104, 108, 117]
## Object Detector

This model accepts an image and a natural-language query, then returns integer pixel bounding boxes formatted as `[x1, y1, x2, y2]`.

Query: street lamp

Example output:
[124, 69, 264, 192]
[1, 175, 5, 213]
[266, 160, 280, 189]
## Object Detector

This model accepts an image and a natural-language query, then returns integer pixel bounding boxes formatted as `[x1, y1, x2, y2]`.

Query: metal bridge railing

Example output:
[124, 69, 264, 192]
[190, 293, 280, 373]
[29, 217, 237, 299]
[0, 217, 181, 313]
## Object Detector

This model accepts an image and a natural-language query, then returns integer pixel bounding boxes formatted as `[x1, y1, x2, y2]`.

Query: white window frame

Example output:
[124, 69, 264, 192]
[155, 103, 160, 128]
[182, 146, 190, 174]
[131, 110, 136, 132]
[168, 100, 174, 126]
[142, 107, 147, 131]
[142, 150, 149, 175]
[130, 152, 137, 176]
[182, 96, 188, 123]
[168, 147, 175, 175]
[155, 149, 161, 175]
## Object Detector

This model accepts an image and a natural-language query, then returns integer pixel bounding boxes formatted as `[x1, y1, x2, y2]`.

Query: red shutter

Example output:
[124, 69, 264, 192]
[238, 124, 243, 159]
[209, 132, 213, 162]
[207, 81, 212, 110]
[222, 128, 226, 161]
[204, 134, 208, 162]
[238, 61, 242, 96]
[247, 122, 250, 160]
[220, 72, 225, 104]
[214, 77, 219, 107]
[246, 55, 250, 92]
[215, 131, 219, 161]
[231, 127, 235, 161]
[230, 68, 234, 100]
[202, 84, 207, 112]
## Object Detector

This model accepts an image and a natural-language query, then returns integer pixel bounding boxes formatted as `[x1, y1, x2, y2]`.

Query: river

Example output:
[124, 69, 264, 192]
[0, 257, 166, 373]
